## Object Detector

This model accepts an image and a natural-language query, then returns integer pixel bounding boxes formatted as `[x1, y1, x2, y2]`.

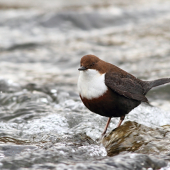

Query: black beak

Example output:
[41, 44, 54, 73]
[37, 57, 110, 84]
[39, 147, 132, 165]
[78, 66, 87, 71]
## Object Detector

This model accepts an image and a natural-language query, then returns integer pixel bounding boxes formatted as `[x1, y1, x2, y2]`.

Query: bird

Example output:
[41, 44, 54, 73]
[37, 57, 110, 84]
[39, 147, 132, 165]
[77, 54, 170, 136]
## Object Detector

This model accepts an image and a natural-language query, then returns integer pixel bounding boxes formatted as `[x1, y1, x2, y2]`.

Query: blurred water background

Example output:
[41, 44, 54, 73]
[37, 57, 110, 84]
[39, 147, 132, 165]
[0, 0, 170, 169]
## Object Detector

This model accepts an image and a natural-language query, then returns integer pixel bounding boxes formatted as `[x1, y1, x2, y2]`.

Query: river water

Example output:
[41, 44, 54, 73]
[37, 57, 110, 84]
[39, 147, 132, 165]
[0, 0, 170, 169]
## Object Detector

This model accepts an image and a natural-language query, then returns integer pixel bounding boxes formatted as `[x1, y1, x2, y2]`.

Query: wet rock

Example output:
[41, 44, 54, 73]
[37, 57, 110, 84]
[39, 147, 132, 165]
[62, 133, 96, 146]
[102, 121, 170, 156]
[0, 137, 30, 145]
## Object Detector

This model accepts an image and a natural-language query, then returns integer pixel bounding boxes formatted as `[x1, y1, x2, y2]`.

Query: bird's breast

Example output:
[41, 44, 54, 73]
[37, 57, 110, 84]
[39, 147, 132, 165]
[77, 69, 108, 100]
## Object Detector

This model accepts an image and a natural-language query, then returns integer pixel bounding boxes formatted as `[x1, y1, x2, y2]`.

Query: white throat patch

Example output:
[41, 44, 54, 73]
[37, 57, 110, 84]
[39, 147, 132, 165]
[78, 69, 108, 100]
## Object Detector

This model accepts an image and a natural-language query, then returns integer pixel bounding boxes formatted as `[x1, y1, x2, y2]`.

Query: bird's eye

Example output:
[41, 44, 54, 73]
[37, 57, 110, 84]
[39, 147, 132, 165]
[89, 63, 95, 67]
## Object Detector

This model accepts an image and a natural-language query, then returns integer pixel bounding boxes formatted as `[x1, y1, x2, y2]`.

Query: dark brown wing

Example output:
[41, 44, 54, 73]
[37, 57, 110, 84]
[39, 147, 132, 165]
[105, 72, 148, 102]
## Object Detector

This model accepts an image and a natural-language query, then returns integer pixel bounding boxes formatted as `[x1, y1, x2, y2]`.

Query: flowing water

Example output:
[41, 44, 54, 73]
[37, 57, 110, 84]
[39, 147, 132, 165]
[0, 0, 170, 169]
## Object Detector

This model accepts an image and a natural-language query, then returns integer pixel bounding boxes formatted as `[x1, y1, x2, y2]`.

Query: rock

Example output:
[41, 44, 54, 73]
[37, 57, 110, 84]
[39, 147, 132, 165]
[102, 121, 170, 156]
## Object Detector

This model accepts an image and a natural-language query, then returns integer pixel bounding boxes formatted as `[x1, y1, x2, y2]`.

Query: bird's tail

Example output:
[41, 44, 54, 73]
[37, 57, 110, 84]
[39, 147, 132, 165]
[143, 78, 170, 94]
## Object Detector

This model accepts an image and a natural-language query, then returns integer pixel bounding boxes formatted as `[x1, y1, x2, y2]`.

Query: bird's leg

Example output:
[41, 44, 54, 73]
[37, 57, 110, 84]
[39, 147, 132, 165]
[102, 117, 111, 136]
[117, 116, 125, 127]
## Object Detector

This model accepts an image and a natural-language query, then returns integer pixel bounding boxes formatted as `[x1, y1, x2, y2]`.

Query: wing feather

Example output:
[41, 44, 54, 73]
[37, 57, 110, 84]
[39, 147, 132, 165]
[105, 73, 148, 102]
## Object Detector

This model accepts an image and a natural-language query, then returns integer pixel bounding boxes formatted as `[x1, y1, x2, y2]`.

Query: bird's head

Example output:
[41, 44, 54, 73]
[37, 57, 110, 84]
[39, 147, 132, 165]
[78, 55, 100, 71]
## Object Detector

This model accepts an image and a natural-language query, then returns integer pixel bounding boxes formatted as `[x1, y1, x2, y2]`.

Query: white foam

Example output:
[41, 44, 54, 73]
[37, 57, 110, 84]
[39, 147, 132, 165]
[127, 103, 170, 127]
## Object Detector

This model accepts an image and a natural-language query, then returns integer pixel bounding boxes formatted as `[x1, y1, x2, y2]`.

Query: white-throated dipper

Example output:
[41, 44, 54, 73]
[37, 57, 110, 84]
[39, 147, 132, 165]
[78, 54, 170, 136]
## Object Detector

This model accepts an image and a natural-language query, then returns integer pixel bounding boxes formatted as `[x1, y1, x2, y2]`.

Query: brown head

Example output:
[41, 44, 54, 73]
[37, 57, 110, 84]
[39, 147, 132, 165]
[78, 55, 100, 71]
[78, 54, 126, 74]
[78, 54, 110, 74]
